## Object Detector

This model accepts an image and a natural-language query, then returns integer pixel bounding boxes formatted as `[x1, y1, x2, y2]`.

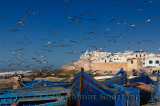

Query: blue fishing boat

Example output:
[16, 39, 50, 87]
[0, 87, 70, 106]
[38, 100, 67, 106]
[70, 68, 140, 106]
[129, 75, 154, 84]
[101, 68, 127, 85]
[128, 75, 159, 105]
[19, 80, 72, 88]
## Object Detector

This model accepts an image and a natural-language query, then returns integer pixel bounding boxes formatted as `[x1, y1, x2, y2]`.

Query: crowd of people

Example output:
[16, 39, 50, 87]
[152, 70, 160, 76]
[132, 69, 147, 76]
[132, 69, 160, 81]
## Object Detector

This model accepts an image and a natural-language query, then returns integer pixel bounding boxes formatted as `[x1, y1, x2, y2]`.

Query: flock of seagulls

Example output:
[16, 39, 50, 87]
[65, 12, 98, 24]
[0, 0, 159, 69]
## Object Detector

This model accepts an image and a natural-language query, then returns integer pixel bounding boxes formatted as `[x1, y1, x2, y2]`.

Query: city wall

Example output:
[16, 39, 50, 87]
[62, 62, 127, 74]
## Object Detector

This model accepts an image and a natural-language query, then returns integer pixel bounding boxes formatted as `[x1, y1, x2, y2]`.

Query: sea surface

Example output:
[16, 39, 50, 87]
[0, 70, 32, 77]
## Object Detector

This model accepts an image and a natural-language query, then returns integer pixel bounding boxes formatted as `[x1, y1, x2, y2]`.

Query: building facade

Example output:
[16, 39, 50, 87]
[143, 56, 160, 67]
[60, 49, 160, 73]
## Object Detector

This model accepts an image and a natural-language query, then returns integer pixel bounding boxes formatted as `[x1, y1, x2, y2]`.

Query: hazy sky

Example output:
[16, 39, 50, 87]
[0, 0, 160, 70]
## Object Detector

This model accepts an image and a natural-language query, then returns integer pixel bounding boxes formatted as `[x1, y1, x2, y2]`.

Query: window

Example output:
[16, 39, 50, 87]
[140, 54, 141, 57]
[149, 60, 153, 64]
[156, 60, 159, 64]
[143, 62, 145, 65]
[144, 54, 145, 57]
[136, 54, 138, 57]
[131, 60, 134, 64]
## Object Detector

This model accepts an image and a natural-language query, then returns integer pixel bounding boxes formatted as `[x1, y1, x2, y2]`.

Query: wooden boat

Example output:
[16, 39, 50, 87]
[101, 68, 127, 85]
[125, 81, 159, 105]
[129, 75, 154, 84]
[70, 68, 140, 106]
[38, 100, 67, 106]
[131, 82, 151, 105]
[0, 87, 70, 105]
[19, 80, 72, 88]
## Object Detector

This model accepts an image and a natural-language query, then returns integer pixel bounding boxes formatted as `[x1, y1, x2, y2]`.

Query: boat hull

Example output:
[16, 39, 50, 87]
[101, 69, 127, 85]
[70, 68, 124, 106]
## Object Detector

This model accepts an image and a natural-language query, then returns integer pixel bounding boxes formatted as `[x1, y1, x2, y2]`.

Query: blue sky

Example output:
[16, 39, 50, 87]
[0, 0, 160, 70]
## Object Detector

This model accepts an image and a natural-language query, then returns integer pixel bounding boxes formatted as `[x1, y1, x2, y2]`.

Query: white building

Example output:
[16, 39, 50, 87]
[134, 50, 149, 58]
[143, 56, 160, 67]
[78, 49, 160, 68]
[111, 56, 127, 62]
[79, 50, 112, 63]
[111, 51, 133, 63]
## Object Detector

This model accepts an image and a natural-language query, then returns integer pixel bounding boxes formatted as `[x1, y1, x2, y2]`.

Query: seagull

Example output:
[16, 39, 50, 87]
[106, 17, 115, 24]
[70, 40, 78, 43]
[17, 15, 31, 21]
[9, 63, 19, 67]
[0, 61, 9, 63]
[15, 48, 26, 51]
[25, 64, 33, 68]
[69, 21, 82, 24]
[8, 29, 20, 32]
[105, 29, 111, 31]
[85, 32, 95, 34]
[37, 38, 48, 41]
[137, 9, 143, 11]
[89, 27, 98, 29]
[89, 45, 98, 49]
[16, 21, 27, 26]
[79, 12, 89, 16]
[41, 29, 52, 32]
[130, 24, 136, 27]
[144, 40, 159, 43]
[47, 42, 51, 44]
[52, 32, 61, 35]
[112, 11, 120, 13]
[61, 38, 71, 41]
[108, 39, 116, 42]
[127, 41, 141, 44]
[144, 0, 153, 3]
[17, 35, 28, 40]
[144, 19, 151, 23]
[80, 38, 92, 41]
[34, 52, 44, 57]
[31, 10, 41, 15]
[65, 51, 80, 55]
[86, 19, 97, 21]
[110, 4, 119, 7]
[61, 0, 72, 3]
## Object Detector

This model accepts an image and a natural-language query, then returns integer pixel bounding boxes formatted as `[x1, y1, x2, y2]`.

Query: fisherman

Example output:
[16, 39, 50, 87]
[141, 70, 145, 76]
[132, 69, 137, 76]
[154, 70, 159, 81]
[158, 70, 160, 76]
[152, 70, 155, 75]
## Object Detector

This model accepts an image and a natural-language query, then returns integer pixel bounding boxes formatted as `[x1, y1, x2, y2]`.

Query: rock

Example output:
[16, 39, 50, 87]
[11, 101, 18, 106]
[20, 78, 31, 81]
[12, 82, 21, 89]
